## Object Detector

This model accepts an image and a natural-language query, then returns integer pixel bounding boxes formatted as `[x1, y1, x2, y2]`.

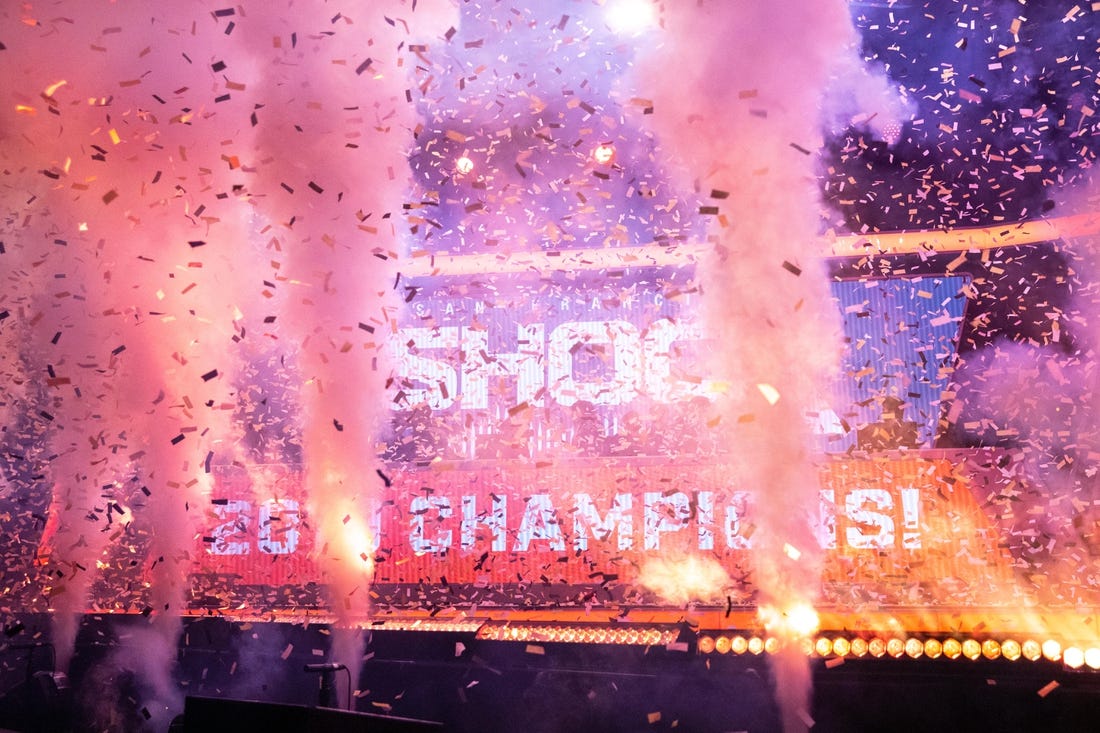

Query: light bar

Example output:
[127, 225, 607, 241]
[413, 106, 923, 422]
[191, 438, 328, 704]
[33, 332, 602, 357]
[690, 633, 1100, 669]
[476, 623, 678, 646]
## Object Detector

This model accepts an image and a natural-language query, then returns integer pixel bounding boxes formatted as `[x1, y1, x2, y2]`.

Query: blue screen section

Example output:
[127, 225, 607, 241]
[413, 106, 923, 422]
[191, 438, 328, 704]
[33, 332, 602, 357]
[392, 269, 970, 460]
[818, 275, 971, 453]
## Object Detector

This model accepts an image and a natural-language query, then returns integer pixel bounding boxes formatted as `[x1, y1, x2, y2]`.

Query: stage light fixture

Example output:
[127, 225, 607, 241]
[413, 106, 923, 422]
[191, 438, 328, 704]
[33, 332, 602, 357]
[748, 636, 765, 655]
[850, 638, 869, 657]
[886, 638, 905, 658]
[698, 635, 716, 654]
[604, 0, 658, 34]
[1064, 646, 1085, 669]
[715, 636, 732, 654]
[455, 155, 474, 175]
[1022, 640, 1042, 662]
[764, 637, 780, 655]
[962, 639, 982, 661]
[593, 143, 616, 165]
[730, 636, 748, 655]
[1042, 640, 1062, 662]
[904, 638, 923, 659]
[868, 638, 886, 658]
[1084, 648, 1100, 670]
[832, 637, 851, 657]
[981, 640, 1001, 660]
[814, 637, 833, 657]
[923, 639, 943, 659]
[942, 639, 963, 659]
[1001, 640, 1021, 662]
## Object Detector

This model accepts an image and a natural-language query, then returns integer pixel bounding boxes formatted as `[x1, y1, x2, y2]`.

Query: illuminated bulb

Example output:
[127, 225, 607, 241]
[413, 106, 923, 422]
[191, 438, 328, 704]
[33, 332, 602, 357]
[715, 636, 732, 654]
[943, 638, 962, 659]
[1063, 647, 1085, 669]
[1001, 640, 1022, 662]
[815, 637, 833, 657]
[850, 638, 869, 657]
[455, 155, 474, 175]
[1042, 640, 1062, 662]
[1021, 640, 1042, 662]
[832, 637, 851, 657]
[799, 638, 814, 656]
[905, 638, 924, 659]
[924, 639, 943, 659]
[748, 637, 765, 655]
[764, 637, 780, 655]
[962, 639, 982, 661]
[886, 638, 906, 658]
[982, 640, 1001, 660]
[1084, 648, 1100, 670]
[604, 0, 658, 34]
[593, 143, 615, 165]
[730, 636, 748, 655]
[868, 638, 886, 658]
[698, 636, 716, 654]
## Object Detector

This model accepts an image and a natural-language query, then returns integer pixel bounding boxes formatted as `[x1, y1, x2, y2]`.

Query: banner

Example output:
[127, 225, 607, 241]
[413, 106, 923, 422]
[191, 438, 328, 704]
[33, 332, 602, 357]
[194, 453, 1018, 608]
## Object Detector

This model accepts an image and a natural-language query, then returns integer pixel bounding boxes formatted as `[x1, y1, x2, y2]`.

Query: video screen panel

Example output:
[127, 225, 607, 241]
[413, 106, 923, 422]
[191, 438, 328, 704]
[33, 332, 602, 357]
[179, 266, 1026, 614]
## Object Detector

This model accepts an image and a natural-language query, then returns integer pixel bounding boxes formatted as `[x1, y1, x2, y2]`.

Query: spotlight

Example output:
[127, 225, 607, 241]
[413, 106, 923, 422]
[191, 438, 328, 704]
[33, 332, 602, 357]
[962, 639, 982, 661]
[814, 637, 833, 657]
[924, 639, 943, 659]
[832, 637, 851, 657]
[1064, 647, 1085, 670]
[715, 636, 732, 654]
[1084, 648, 1100, 670]
[881, 120, 903, 146]
[1001, 640, 1021, 662]
[1022, 640, 1042, 662]
[455, 155, 474, 175]
[981, 640, 1001, 660]
[604, 0, 658, 34]
[942, 639, 963, 660]
[886, 638, 905, 658]
[593, 143, 616, 165]
[730, 636, 748, 655]
[850, 638, 869, 657]
[698, 636, 716, 654]
[1042, 640, 1062, 662]
[904, 638, 923, 659]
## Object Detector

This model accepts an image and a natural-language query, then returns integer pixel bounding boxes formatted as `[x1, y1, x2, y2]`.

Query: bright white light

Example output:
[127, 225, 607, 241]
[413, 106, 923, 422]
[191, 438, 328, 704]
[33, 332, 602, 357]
[758, 602, 820, 639]
[455, 155, 474, 175]
[1064, 646, 1085, 669]
[593, 143, 615, 165]
[604, 0, 658, 35]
